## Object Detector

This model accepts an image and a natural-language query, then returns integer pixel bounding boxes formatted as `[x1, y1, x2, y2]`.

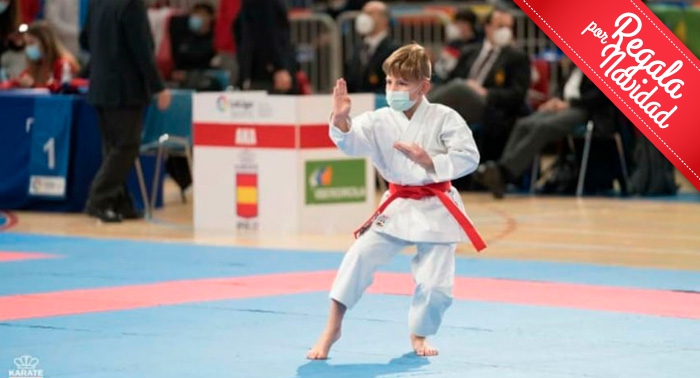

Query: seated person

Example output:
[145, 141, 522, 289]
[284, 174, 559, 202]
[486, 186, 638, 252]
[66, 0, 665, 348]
[4, 21, 79, 89]
[168, 3, 218, 89]
[0, 31, 26, 80]
[345, 1, 399, 94]
[474, 67, 618, 199]
[434, 7, 480, 83]
[428, 7, 530, 163]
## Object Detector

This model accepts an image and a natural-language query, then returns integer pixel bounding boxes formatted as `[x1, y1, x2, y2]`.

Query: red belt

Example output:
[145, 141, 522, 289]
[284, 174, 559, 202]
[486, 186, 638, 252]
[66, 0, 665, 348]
[354, 182, 487, 252]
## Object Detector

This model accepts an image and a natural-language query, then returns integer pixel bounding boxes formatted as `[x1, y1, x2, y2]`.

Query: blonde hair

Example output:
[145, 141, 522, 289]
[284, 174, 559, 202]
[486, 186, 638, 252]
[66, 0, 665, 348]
[382, 43, 432, 82]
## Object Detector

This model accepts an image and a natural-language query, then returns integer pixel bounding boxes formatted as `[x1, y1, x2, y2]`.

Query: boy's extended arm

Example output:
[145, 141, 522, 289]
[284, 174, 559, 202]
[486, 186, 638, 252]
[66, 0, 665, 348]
[329, 111, 376, 157]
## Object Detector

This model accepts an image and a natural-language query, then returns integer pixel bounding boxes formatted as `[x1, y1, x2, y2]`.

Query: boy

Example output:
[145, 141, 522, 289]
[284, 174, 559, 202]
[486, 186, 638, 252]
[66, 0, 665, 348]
[307, 43, 486, 360]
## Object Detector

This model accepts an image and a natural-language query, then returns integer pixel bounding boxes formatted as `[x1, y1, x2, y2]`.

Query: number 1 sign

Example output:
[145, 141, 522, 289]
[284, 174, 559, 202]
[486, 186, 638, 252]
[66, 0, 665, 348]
[27, 96, 73, 199]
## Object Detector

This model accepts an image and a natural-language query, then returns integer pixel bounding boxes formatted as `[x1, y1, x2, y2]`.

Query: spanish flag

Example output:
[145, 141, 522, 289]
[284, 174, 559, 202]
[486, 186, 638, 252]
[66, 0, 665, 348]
[236, 173, 258, 218]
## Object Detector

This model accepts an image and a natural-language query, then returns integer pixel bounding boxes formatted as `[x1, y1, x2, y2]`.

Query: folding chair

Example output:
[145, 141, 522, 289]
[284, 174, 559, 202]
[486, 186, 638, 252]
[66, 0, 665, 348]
[135, 89, 194, 218]
[573, 120, 629, 197]
[529, 120, 630, 196]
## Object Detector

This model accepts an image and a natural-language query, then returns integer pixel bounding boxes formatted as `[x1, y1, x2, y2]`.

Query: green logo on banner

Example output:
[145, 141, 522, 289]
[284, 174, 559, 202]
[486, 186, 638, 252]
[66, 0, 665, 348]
[306, 159, 366, 204]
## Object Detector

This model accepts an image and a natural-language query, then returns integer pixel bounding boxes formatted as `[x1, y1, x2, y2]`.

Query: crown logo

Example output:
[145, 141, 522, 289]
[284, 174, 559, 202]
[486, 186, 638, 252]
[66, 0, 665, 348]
[13, 355, 39, 370]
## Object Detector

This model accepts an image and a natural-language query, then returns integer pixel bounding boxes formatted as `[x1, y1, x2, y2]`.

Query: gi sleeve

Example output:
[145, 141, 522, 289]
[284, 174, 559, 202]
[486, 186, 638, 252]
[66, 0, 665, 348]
[328, 111, 376, 157]
[429, 111, 480, 182]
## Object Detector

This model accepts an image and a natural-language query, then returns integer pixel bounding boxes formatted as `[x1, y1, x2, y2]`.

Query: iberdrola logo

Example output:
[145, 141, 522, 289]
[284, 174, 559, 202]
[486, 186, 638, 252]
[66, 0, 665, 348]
[309, 165, 333, 187]
[305, 160, 366, 205]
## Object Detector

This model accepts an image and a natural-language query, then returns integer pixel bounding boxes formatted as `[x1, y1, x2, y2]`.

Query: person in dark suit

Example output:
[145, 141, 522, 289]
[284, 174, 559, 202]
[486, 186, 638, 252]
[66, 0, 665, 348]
[80, 0, 171, 222]
[474, 67, 618, 199]
[345, 1, 399, 94]
[235, 0, 299, 94]
[428, 7, 530, 162]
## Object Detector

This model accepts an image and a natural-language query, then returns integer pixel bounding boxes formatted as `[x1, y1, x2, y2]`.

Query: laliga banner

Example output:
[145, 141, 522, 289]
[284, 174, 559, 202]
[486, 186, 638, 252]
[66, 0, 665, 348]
[513, 0, 700, 191]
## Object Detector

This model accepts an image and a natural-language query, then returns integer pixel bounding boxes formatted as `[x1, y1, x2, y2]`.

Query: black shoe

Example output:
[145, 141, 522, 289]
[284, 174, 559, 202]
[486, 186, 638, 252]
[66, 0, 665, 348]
[115, 193, 145, 220]
[120, 207, 145, 220]
[474, 161, 506, 199]
[86, 206, 123, 223]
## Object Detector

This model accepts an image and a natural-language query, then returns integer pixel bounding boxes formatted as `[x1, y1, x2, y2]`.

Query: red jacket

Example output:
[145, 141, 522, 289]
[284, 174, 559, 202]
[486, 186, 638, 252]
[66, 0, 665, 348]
[214, 0, 241, 54]
[19, 0, 41, 24]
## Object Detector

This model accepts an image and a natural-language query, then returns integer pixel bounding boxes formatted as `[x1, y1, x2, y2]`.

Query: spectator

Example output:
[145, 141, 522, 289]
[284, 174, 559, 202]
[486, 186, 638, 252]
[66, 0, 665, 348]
[8, 21, 79, 89]
[434, 7, 480, 83]
[235, 0, 300, 94]
[168, 2, 218, 89]
[1, 31, 25, 80]
[344, 1, 399, 94]
[0, 0, 19, 56]
[428, 7, 530, 163]
[81, 0, 171, 222]
[474, 67, 618, 199]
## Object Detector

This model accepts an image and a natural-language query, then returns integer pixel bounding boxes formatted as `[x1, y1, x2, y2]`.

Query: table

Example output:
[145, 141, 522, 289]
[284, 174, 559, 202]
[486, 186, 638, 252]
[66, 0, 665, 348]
[0, 91, 163, 213]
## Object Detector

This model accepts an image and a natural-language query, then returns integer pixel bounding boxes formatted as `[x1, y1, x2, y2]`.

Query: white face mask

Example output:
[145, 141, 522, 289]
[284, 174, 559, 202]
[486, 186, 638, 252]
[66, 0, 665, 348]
[355, 13, 375, 35]
[492, 27, 513, 47]
[446, 23, 461, 42]
[386, 84, 423, 112]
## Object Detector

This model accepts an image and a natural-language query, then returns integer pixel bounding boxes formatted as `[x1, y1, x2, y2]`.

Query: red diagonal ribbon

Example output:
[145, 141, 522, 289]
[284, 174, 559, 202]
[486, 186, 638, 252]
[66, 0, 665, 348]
[513, 0, 700, 191]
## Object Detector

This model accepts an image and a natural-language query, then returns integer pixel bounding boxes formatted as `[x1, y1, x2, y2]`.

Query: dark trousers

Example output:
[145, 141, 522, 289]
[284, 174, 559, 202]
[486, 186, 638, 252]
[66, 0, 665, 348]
[427, 79, 486, 126]
[86, 106, 145, 210]
[500, 106, 588, 178]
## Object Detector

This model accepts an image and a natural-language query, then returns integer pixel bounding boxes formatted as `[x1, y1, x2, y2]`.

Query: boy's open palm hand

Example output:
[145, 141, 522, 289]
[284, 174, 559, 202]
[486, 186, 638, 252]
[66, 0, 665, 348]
[332, 79, 352, 118]
[394, 142, 434, 171]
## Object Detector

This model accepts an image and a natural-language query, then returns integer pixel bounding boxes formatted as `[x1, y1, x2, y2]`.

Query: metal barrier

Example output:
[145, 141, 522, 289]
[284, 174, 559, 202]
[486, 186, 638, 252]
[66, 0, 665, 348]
[511, 9, 558, 58]
[289, 12, 342, 93]
[140, 1, 561, 94]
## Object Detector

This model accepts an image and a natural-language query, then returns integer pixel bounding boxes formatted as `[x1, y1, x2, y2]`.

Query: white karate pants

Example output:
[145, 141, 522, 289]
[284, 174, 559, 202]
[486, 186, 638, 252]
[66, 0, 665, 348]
[329, 229, 456, 337]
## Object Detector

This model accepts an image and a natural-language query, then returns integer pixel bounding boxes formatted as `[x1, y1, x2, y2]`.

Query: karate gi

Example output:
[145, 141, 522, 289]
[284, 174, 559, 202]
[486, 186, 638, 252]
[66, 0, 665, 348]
[328, 98, 481, 337]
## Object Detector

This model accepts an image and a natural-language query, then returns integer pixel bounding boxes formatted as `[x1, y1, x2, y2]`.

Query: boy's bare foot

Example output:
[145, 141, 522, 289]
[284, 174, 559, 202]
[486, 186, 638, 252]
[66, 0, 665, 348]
[411, 334, 438, 357]
[306, 327, 342, 360]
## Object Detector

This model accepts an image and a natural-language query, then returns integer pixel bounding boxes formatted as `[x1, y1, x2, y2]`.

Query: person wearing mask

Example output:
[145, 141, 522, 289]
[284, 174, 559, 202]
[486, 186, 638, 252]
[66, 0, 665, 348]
[6, 21, 79, 89]
[344, 1, 399, 94]
[428, 7, 530, 164]
[434, 8, 480, 83]
[235, 0, 299, 94]
[168, 2, 217, 89]
[80, 0, 171, 223]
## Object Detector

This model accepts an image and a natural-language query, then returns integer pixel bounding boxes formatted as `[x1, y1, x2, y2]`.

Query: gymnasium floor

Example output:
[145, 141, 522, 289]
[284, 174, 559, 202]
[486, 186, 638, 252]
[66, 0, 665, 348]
[1, 181, 700, 378]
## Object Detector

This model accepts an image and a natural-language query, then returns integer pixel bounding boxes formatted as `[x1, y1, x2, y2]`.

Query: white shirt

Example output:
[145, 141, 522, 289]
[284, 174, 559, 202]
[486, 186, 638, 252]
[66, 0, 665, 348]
[330, 99, 480, 243]
[563, 67, 583, 102]
[469, 40, 501, 84]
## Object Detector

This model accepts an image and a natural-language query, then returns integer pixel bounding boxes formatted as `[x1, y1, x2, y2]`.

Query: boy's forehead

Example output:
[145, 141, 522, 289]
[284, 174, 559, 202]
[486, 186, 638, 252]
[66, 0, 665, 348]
[385, 74, 421, 83]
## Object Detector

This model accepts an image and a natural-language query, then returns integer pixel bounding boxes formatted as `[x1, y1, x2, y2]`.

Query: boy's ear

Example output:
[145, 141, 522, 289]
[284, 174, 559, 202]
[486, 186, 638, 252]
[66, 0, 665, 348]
[422, 80, 432, 95]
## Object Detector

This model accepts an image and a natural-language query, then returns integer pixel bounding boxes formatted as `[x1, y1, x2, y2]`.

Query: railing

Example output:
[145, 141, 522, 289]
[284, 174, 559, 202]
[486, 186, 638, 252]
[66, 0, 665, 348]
[142, 1, 561, 94]
[289, 12, 342, 94]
